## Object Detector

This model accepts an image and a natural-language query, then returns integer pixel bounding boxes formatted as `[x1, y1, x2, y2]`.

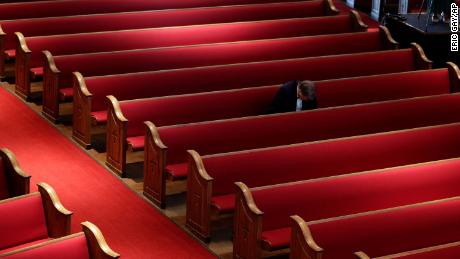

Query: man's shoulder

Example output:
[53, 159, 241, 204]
[280, 80, 299, 91]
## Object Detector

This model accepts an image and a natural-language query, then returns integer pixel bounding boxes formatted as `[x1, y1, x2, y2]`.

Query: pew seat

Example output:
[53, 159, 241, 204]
[42, 26, 396, 122]
[75, 46, 430, 149]
[234, 157, 460, 258]
[108, 64, 455, 177]
[290, 196, 460, 258]
[0, 148, 30, 200]
[0, 183, 71, 253]
[1, 222, 119, 258]
[186, 122, 460, 241]
[16, 12, 365, 101]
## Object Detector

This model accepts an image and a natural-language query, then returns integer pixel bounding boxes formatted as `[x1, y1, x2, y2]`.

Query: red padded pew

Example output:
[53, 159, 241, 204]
[0, 0, 339, 77]
[0, 182, 71, 254]
[73, 46, 430, 148]
[42, 26, 396, 123]
[1, 221, 119, 258]
[356, 241, 460, 258]
[0, 148, 30, 200]
[290, 197, 460, 259]
[186, 122, 460, 241]
[109, 65, 456, 180]
[0, 0, 309, 20]
[15, 12, 366, 100]
[234, 158, 460, 258]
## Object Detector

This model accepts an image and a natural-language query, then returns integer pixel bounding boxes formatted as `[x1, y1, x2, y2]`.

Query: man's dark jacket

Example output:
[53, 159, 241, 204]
[267, 80, 317, 113]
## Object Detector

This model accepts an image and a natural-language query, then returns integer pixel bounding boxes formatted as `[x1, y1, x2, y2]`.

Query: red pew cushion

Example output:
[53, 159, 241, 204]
[4, 49, 15, 59]
[211, 194, 235, 214]
[90, 111, 107, 124]
[0, 194, 48, 250]
[29, 67, 43, 79]
[261, 227, 291, 250]
[165, 163, 188, 180]
[127, 136, 144, 152]
[0, 158, 8, 200]
[58, 88, 73, 102]
[3, 234, 90, 259]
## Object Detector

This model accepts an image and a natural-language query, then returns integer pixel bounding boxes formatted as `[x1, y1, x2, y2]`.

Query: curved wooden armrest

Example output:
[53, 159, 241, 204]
[82, 221, 120, 259]
[349, 10, 368, 32]
[410, 42, 432, 69]
[378, 26, 399, 49]
[0, 147, 30, 197]
[37, 182, 72, 238]
[355, 251, 372, 259]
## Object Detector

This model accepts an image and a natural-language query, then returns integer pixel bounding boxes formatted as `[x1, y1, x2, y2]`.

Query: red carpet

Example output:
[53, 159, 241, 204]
[0, 86, 216, 258]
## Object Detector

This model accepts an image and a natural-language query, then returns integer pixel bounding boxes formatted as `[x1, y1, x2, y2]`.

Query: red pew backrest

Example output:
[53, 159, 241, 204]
[0, 193, 48, 250]
[2, 221, 119, 259]
[0, 0, 310, 20]
[43, 27, 396, 122]
[234, 158, 460, 256]
[16, 12, 366, 99]
[1, 1, 338, 51]
[292, 197, 460, 258]
[73, 46, 429, 149]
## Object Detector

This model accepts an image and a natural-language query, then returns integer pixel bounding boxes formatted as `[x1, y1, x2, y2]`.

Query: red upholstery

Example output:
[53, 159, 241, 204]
[87, 49, 415, 113]
[3, 234, 90, 259]
[90, 111, 107, 124]
[1, 1, 329, 51]
[29, 67, 43, 79]
[0, 158, 8, 200]
[316, 69, 450, 106]
[25, 15, 356, 67]
[0, 194, 48, 250]
[210, 194, 235, 214]
[260, 228, 291, 250]
[395, 242, 460, 258]
[309, 198, 460, 258]
[53, 30, 383, 94]
[203, 122, 460, 197]
[127, 136, 144, 152]
[58, 88, 73, 102]
[0, 0, 308, 20]
[4, 49, 15, 59]
[122, 87, 278, 138]
[159, 89, 460, 172]
[165, 163, 188, 180]
[251, 158, 460, 249]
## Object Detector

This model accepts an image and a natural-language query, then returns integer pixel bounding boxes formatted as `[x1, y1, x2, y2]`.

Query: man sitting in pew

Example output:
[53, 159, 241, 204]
[268, 80, 317, 113]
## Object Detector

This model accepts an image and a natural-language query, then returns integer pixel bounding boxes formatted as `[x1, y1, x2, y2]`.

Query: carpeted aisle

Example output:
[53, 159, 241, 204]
[0, 86, 216, 258]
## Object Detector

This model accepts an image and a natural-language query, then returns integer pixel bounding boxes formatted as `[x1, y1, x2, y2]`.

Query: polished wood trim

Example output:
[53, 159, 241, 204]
[410, 42, 432, 69]
[447, 62, 460, 93]
[82, 221, 120, 258]
[105, 95, 128, 176]
[0, 24, 6, 78]
[42, 50, 61, 123]
[378, 26, 398, 49]
[0, 147, 30, 197]
[290, 215, 323, 259]
[37, 182, 72, 238]
[14, 32, 32, 100]
[354, 251, 371, 259]
[72, 72, 93, 149]
[185, 150, 213, 242]
[349, 10, 368, 32]
[371, 240, 460, 258]
[143, 121, 168, 208]
[324, 0, 340, 15]
[233, 182, 263, 259]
